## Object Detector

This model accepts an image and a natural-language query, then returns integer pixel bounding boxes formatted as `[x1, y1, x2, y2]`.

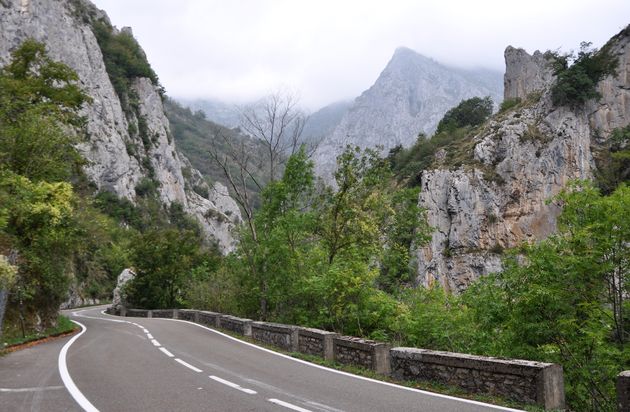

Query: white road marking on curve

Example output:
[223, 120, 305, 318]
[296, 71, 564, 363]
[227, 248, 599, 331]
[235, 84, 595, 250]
[0, 386, 64, 393]
[159, 318, 522, 412]
[58, 319, 99, 412]
[209, 375, 257, 395]
[159, 347, 175, 357]
[174, 358, 202, 373]
[146, 333, 153, 339]
[268, 398, 313, 412]
[150, 339, 161, 347]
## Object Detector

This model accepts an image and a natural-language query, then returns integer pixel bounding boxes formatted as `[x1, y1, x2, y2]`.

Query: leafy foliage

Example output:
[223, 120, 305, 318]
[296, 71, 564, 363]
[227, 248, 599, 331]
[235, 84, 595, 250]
[91, 20, 160, 101]
[435, 96, 493, 134]
[595, 125, 630, 194]
[550, 41, 618, 108]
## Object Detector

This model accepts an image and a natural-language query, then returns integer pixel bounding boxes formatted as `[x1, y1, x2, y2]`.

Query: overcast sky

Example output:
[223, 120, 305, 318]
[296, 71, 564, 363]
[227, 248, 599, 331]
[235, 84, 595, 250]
[91, 0, 629, 109]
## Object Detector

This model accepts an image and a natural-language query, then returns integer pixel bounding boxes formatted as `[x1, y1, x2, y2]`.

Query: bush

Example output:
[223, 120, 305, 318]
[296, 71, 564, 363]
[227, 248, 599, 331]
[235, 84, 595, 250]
[498, 97, 521, 113]
[435, 96, 493, 134]
[550, 41, 618, 108]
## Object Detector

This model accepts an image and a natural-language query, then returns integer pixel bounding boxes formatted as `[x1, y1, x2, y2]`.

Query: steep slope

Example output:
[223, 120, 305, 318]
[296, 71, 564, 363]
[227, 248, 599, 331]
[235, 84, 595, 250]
[0, 0, 240, 252]
[179, 98, 242, 129]
[314, 47, 503, 177]
[301, 100, 352, 143]
[414, 27, 630, 291]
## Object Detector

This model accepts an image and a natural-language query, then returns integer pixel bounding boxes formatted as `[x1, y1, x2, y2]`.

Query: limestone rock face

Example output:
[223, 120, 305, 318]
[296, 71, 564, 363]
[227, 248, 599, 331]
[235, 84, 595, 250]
[112, 268, 135, 310]
[314, 47, 503, 178]
[0, 0, 241, 252]
[503, 46, 555, 100]
[415, 28, 630, 291]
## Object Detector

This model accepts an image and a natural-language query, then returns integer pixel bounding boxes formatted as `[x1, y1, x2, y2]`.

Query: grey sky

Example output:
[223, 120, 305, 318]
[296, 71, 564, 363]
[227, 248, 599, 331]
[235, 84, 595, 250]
[91, 0, 630, 109]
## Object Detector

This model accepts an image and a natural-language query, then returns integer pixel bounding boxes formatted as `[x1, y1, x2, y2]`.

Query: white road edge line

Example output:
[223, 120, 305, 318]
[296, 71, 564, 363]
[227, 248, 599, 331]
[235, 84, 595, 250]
[159, 347, 175, 357]
[174, 358, 202, 373]
[158, 318, 522, 412]
[268, 398, 313, 412]
[150, 339, 161, 347]
[58, 319, 99, 412]
[209, 375, 257, 395]
[0, 386, 64, 393]
[146, 333, 153, 339]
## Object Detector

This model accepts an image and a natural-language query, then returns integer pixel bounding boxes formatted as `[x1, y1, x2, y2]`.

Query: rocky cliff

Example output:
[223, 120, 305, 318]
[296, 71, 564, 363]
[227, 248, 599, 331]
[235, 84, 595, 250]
[414, 26, 630, 291]
[0, 0, 240, 252]
[314, 47, 503, 178]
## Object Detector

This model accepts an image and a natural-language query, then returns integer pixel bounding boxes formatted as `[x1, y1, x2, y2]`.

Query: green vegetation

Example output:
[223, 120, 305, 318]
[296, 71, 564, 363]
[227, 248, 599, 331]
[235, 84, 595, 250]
[435, 96, 493, 134]
[550, 41, 618, 108]
[164, 98, 268, 207]
[2, 315, 76, 349]
[91, 20, 160, 101]
[594, 125, 630, 194]
[498, 97, 521, 113]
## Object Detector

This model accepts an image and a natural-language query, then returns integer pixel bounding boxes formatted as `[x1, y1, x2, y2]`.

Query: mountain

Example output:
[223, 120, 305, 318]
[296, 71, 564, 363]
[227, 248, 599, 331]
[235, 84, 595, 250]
[301, 100, 352, 143]
[164, 98, 268, 209]
[414, 26, 630, 291]
[178, 98, 242, 129]
[314, 47, 503, 177]
[0, 0, 241, 252]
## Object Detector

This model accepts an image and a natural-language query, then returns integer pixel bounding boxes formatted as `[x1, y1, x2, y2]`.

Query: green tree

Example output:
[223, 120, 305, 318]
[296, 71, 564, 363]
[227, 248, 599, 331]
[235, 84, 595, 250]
[126, 228, 216, 309]
[550, 41, 618, 108]
[435, 96, 493, 134]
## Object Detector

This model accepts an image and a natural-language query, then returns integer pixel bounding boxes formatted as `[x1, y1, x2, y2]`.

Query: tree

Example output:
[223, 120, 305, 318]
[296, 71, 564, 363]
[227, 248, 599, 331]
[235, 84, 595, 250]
[435, 96, 493, 134]
[126, 228, 216, 309]
[0, 39, 89, 182]
[550, 41, 618, 108]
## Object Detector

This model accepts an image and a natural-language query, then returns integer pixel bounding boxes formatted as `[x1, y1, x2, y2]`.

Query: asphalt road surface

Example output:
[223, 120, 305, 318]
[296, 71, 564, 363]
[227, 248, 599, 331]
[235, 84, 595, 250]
[0, 306, 523, 411]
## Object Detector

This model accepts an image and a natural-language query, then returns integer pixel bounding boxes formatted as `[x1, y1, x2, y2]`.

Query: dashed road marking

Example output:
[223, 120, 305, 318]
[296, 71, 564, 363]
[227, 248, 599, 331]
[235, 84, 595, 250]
[159, 347, 174, 357]
[268, 398, 313, 412]
[146, 333, 153, 339]
[209, 375, 257, 395]
[175, 358, 202, 373]
[0, 386, 64, 393]
[150, 339, 161, 347]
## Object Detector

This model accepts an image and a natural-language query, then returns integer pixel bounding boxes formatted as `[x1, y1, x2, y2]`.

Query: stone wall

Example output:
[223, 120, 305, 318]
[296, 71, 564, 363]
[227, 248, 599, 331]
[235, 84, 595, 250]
[126, 309, 149, 318]
[251, 322, 298, 351]
[198, 311, 220, 328]
[151, 309, 174, 318]
[117, 306, 567, 409]
[297, 327, 338, 361]
[390, 348, 564, 410]
[218, 315, 252, 337]
[177, 309, 198, 322]
[618, 371, 630, 412]
[333, 336, 391, 375]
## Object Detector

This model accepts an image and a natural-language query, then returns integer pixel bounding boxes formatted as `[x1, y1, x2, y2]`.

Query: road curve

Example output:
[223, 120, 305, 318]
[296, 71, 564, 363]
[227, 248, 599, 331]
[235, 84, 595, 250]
[1, 306, 523, 412]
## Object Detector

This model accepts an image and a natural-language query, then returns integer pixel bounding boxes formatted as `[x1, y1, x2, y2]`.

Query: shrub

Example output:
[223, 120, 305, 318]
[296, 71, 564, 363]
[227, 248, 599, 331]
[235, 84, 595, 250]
[550, 42, 618, 108]
[498, 97, 521, 113]
[435, 96, 493, 134]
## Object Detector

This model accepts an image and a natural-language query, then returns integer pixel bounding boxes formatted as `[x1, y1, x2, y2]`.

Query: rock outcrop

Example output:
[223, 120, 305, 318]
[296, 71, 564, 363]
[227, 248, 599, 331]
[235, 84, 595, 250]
[0, 0, 241, 252]
[314, 47, 503, 178]
[112, 268, 135, 311]
[503, 47, 555, 100]
[414, 26, 630, 291]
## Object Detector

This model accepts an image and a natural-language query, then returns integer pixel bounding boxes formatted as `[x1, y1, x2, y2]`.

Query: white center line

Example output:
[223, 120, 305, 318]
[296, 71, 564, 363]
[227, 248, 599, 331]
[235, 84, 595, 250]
[146, 333, 153, 339]
[142, 328, 149, 333]
[268, 398, 313, 412]
[151, 339, 161, 347]
[159, 347, 174, 357]
[174, 358, 202, 373]
[209, 375, 257, 395]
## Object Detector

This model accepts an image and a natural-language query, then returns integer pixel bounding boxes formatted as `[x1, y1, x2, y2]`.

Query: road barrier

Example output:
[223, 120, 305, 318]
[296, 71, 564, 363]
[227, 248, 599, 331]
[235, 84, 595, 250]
[114, 305, 570, 409]
[391, 348, 565, 410]
[251, 321, 298, 351]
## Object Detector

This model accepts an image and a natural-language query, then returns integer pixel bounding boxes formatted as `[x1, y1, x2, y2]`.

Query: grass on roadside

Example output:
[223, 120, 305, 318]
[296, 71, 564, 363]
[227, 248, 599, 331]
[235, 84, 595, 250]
[1, 315, 77, 353]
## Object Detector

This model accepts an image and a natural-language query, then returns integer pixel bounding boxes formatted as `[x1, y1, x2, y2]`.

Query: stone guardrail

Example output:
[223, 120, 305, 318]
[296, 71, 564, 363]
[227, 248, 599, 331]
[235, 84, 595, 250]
[151, 309, 174, 319]
[297, 327, 338, 361]
[114, 306, 570, 409]
[619, 371, 630, 412]
[333, 335, 391, 375]
[218, 314, 252, 337]
[251, 321, 298, 351]
[390, 348, 565, 410]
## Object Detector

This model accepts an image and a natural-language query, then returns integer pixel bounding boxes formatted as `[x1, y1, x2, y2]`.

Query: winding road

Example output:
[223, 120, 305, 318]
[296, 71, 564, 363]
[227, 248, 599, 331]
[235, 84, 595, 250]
[0, 306, 522, 411]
